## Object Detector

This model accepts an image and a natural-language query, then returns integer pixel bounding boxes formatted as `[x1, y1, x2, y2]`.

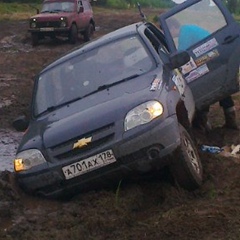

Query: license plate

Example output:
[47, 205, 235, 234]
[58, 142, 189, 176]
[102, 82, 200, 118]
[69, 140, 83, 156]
[40, 27, 54, 32]
[62, 150, 116, 180]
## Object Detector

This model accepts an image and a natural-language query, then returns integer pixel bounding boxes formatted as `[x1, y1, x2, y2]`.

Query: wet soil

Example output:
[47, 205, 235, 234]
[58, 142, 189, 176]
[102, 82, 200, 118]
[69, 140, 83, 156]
[0, 8, 240, 240]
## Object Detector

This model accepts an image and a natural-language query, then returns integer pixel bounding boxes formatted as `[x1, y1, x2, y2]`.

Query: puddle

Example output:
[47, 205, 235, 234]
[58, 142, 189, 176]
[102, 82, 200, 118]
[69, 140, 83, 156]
[0, 99, 12, 108]
[0, 35, 31, 53]
[0, 129, 24, 172]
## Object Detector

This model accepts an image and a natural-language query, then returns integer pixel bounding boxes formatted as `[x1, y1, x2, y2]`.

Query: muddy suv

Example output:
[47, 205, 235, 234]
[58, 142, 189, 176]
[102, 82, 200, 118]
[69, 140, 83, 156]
[28, 0, 95, 46]
[14, 0, 240, 199]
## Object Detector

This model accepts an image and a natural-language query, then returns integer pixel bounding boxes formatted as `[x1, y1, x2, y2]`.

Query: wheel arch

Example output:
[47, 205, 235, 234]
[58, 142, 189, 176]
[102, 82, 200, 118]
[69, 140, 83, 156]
[90, 18, 95, 30]
[176, 100, 191, 131]
[71, 22, 77, 29]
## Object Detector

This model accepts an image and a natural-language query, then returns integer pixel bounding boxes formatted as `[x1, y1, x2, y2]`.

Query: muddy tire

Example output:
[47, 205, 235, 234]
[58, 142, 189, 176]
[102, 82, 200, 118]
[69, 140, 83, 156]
[83, 23, 94, 42]
[69, 24, 78, 44]
[31, 33, 39, 47]
[170, 124, 203, 191]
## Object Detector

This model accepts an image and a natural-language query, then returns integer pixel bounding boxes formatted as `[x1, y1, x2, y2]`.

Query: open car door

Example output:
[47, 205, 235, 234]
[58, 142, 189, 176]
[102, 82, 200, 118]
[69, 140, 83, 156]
[159, 0, 240, 110]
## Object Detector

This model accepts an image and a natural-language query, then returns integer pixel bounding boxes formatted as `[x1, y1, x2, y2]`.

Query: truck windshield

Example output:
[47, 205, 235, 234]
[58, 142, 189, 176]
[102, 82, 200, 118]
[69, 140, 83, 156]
[41, 1, 74, 13]
[33, 35, 155, 116]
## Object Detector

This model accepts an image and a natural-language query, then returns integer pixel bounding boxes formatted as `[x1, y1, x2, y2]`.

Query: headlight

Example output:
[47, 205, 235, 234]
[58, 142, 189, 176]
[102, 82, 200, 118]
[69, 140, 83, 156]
[14, 149, 47, 172]
[124, 100, 164, 131]
[30, 18, 37, 28]
[60, 17, 67, 27]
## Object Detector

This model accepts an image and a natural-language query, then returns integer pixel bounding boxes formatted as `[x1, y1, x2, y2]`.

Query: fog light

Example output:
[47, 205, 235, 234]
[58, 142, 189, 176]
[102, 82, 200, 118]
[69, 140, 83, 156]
[14, 158, 24, 172]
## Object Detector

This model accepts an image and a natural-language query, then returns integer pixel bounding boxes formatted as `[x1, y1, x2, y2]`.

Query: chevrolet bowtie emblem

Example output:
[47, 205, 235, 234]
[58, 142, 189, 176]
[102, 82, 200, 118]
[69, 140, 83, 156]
[73, 137, 92, 149]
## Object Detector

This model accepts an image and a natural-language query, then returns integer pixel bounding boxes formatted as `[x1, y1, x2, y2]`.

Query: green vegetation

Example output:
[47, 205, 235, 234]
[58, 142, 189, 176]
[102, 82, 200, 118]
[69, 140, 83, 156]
[0, 0, 240, 13]
[0, 3, 40, 20]
[0, 0, 239, 20]
[104, 0, 174, 8]
[0, 0, 174, 10]
[0, 2, 36, 14]
[1, 0, 240, 13]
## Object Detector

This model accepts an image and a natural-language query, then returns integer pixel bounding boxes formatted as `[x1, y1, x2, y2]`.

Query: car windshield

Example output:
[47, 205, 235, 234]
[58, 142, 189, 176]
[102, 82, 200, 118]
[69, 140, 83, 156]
[41, 1, 74, 13]
[34, 35, 155, 116]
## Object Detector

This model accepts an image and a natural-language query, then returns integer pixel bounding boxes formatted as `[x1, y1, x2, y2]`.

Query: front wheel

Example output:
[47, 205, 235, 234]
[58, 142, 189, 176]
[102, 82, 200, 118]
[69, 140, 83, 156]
[170, 124, 203, 191]
[83, 23, 94, 42]
[69, 24, 78, 44]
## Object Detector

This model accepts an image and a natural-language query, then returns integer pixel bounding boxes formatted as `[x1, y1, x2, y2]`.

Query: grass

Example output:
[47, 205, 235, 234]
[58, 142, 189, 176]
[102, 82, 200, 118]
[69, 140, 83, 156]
[0, 3, 140, 20]
[0, 3, 40, 20]
[1, 2, 240, 22]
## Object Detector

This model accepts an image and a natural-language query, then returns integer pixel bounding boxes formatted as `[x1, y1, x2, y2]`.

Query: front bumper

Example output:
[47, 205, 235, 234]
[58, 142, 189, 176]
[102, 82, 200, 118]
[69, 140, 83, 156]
[15, 115, 181, 198]
[28, 27, 70, 35]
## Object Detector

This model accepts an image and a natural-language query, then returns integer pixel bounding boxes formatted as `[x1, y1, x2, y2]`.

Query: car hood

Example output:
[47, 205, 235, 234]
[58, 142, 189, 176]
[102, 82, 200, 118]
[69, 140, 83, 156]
[31, 12, 72, 21]
[23, 72, 166, 149]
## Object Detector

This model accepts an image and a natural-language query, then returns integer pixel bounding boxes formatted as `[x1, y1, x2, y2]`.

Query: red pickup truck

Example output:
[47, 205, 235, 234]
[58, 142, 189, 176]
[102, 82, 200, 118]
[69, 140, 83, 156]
[28, 0, 95, 46]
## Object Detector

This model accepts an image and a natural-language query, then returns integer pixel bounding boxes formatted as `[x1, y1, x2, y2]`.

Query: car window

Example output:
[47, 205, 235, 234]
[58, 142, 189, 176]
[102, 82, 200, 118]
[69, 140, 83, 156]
[166, 0, 227, 50]
[77, 0, 83, 12]
[41, 1, 74, 12]
[34, 35, 155, 116]
[144, 26, 170, 65]
[82, 0, 91, 10]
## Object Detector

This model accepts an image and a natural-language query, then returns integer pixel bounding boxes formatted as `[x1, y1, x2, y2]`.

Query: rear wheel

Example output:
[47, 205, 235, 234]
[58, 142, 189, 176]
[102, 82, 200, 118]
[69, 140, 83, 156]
[83, 23, 94, 42]
[69, 24, 78, 44]
[31, 33, 39, 47]
[170, 124, 203, 191]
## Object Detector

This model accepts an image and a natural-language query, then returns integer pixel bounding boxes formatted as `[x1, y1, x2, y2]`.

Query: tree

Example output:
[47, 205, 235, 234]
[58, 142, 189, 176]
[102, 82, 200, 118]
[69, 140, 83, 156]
[225, 0, 239, 14]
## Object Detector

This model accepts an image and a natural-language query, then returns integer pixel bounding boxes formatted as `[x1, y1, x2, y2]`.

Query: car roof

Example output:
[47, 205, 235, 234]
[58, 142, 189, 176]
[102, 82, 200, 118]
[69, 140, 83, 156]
[41, 22, 145, 73]
[44, 0, 75, 2]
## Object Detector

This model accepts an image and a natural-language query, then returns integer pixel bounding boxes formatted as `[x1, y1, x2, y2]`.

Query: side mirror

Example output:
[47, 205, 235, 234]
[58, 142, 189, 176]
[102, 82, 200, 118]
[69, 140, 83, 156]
[12, 115, 29, 132]
[78, 6, 83, 13]
[36, 9, 40, 14]
[169, 51, 190, 69]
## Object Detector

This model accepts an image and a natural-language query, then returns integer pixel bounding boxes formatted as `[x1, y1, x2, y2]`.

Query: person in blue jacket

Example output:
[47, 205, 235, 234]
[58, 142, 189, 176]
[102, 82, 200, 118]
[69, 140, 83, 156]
[162, 17, 239, 131]
[177, 25, 210, 50]
[166, 17, 210, 50]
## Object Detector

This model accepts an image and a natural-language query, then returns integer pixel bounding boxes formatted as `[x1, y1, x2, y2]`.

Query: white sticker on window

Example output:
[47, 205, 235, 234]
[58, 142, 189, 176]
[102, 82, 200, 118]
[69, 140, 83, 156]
[193, 38, 218, 57]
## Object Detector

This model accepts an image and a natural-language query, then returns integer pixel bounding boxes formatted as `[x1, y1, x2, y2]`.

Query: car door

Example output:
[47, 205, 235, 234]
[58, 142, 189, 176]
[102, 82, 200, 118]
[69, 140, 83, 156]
[159, 0, 240, 110]
[76, 0, 85, 29]
[79, 0, 89, 29]
[140, 23, 195, 122]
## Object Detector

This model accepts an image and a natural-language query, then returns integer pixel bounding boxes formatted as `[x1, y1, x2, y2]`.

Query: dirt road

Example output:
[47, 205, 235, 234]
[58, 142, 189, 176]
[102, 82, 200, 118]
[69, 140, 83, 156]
[0, 8, 240, 240]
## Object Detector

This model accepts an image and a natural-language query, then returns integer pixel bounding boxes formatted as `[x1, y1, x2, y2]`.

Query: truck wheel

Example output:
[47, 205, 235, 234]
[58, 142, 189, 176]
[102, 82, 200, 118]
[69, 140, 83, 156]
[31, 33, 39, 47]
[170, 124, 203, 191]
[83, 23, 94, 42]
[69, 24, 78, 44]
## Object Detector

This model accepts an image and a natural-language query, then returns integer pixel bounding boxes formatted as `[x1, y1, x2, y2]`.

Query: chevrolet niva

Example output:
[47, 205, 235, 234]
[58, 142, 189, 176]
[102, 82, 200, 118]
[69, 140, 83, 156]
[13, 0, 240, 198]
[28, 0, 95, 46]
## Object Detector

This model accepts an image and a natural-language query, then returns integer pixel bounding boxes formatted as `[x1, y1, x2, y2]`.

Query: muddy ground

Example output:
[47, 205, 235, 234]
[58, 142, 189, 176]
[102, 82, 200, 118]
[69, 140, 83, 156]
[0, 8, 240, 240]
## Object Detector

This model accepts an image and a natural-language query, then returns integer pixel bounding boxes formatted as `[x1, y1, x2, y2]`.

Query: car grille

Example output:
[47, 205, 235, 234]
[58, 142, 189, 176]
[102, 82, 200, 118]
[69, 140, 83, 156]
[48, 123, 115, 162]
[37, 21, 61, 28]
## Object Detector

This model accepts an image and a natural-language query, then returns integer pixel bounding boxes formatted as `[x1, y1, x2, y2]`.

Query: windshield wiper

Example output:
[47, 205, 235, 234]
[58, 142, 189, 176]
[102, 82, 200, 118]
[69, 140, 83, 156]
[82, 74, 140, 99]
[99, 73, 140, 90]
[37, 96, 82, 117]
[50, 9, 62, 12]
[37, 74, 140, 117]
[99, 74, 139, 89]
[37, 105, 59, 117]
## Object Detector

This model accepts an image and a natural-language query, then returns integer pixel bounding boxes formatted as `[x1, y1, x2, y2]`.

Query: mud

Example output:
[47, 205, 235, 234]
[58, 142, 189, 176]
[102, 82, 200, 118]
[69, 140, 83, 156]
[0, 8, 240, 240]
